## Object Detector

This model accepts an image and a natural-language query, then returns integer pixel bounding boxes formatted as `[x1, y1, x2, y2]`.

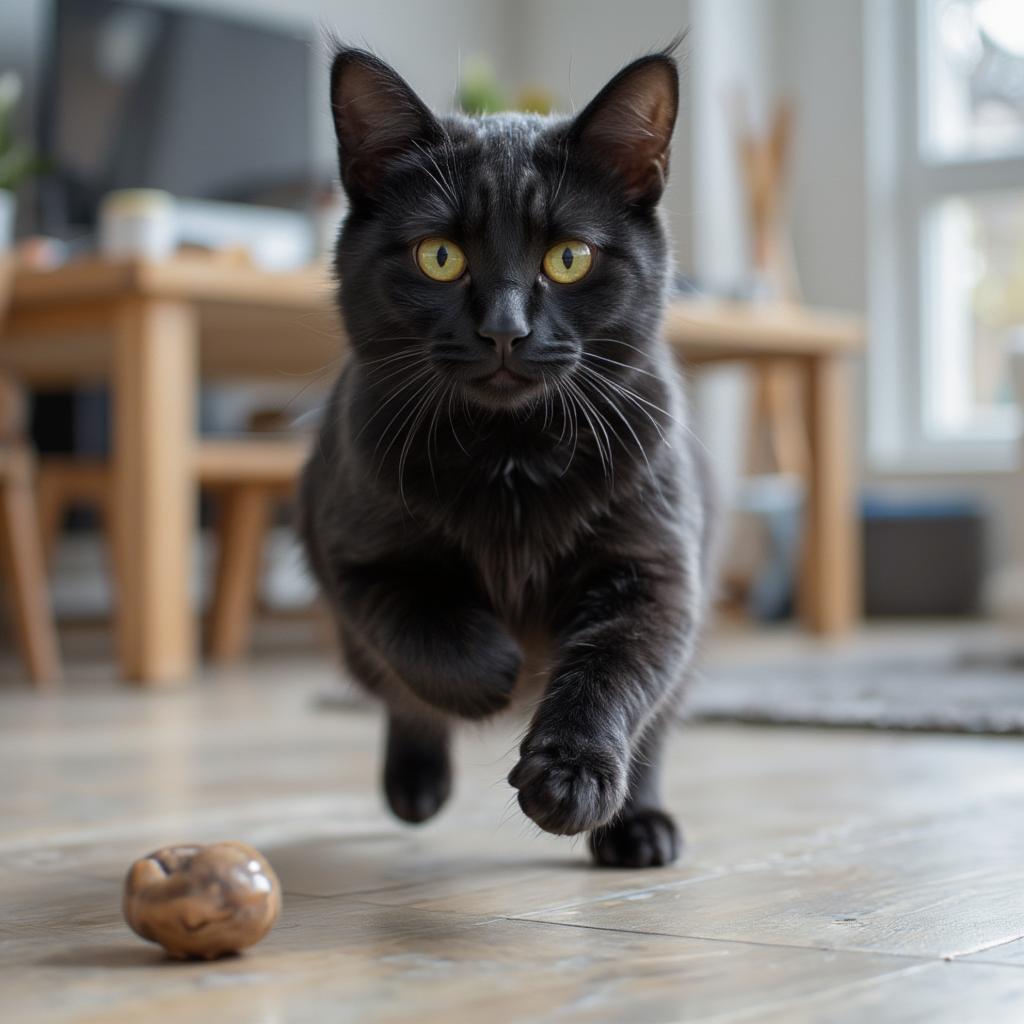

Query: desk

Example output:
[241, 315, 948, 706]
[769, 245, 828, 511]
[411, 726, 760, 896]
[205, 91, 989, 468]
[2, 256, 862, 684]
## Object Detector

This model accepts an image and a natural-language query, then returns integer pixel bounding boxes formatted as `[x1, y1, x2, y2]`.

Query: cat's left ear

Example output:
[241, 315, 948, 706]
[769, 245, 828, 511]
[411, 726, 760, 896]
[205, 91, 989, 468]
[569, 52, 679, 206]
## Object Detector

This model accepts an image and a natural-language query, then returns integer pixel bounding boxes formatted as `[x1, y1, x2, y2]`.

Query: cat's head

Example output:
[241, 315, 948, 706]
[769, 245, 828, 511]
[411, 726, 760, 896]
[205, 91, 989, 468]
[330, 46, 678, 413]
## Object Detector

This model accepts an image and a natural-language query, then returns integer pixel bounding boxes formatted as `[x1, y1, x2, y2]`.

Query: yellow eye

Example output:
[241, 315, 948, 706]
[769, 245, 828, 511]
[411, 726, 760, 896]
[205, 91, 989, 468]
[542, 240, 592, 284]
[416, 237, 466, 282]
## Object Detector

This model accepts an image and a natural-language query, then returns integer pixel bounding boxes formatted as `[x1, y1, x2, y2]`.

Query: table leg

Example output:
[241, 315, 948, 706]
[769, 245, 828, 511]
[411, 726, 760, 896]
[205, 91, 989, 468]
[798, 353, 860, 635]
[113, 298, 197, 684]
[0, 447, 61, 685]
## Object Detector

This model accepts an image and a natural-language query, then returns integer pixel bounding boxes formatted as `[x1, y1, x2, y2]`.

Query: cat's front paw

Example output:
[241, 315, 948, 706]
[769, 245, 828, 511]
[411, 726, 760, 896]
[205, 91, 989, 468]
[589, 808, 682, 868]
[508, 731, 628, 835]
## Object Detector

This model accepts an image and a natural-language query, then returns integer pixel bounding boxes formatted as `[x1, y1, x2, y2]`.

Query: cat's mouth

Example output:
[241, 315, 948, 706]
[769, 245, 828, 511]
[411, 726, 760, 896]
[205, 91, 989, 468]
[466, 365, 542, 408]
[476, 367, 531, 389]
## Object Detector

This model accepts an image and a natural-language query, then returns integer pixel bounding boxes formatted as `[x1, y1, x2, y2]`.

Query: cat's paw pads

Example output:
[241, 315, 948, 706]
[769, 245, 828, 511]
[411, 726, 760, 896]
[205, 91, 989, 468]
[384, 754, 451, 824]
[508, 734, 628, 836]
[589, 808, 682, 868]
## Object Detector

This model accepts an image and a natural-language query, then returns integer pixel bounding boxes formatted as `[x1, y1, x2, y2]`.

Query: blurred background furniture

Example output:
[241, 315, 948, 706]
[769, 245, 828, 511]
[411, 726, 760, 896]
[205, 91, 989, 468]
[3, 256, 326, 684]
[1, 254, 861, 685]
[0, 259, 60, 684]
[35, 435, 306, 665]
[666, 301, 862, 635]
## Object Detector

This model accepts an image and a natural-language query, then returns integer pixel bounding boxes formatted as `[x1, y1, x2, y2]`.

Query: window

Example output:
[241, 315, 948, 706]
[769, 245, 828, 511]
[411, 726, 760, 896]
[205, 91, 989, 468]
[922, 0, 1024, 159]
[868, 0, 1024, 469]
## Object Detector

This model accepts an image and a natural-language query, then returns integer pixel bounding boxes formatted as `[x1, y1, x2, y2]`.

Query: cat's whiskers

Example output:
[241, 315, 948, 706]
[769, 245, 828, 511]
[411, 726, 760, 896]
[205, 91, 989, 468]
[582, 370, 653, 470]
[539, 376, 554, 433]
[359, 346, 427, 368]
[396, 379, 446, 513]
[364, 354, 433, 390]
[583, 361, 715, 460]
[577, 369, 674, 512]
[372, 375, 439, 496]
[276, 352, 346, 378]
[571, 376, 615, 475]
[578, 364, 676, 437]
[424, 383, 450, 492]
[586, 335, 662, 360]
[553, 378, 581, 477]
[583, 351, 662, 380]
[564, 377, 613, 480]
[577, 378, 624, 472]
[362, 366, 435, 447]
[446, 384, 469, 455]
[283, 365, 340, 412]
[283, 348, 422, 415]
[578, 363, 664, 432]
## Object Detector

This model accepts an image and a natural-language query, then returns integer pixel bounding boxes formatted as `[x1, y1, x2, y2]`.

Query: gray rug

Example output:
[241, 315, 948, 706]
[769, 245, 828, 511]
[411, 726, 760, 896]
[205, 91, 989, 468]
[692, 649, 1024, 735]
[315, 642, 1024, 736]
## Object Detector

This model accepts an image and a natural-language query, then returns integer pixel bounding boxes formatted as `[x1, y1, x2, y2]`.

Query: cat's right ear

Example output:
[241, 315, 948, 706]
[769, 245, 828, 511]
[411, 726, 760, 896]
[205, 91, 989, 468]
[330, 48, 443, 202]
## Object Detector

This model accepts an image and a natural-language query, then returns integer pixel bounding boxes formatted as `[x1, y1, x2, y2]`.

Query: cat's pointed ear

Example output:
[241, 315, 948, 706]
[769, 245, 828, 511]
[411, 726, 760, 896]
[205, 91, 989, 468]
[569, 53, 679, 206]
[330, 48, 443, 201]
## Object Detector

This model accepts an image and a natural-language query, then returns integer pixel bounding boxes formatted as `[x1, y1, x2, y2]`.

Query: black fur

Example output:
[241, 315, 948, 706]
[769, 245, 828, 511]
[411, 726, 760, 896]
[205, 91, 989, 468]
[301, 45, 714, 867]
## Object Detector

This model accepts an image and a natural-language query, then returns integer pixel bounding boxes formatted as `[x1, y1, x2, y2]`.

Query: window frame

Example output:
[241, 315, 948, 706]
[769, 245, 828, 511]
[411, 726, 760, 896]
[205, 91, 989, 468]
[866, 0, 1024, 473]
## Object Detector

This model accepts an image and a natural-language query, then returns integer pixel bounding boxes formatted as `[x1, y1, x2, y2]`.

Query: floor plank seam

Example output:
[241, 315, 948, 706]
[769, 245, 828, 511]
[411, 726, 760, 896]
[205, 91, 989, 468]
[499, 914, 958, 964]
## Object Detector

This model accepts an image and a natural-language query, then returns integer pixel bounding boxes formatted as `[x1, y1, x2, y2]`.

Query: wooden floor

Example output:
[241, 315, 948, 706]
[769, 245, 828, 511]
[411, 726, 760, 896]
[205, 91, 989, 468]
[3, 639, 1024, 1022]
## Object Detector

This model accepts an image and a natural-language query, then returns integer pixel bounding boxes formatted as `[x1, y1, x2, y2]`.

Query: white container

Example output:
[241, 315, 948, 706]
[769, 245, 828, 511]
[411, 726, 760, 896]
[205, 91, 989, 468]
[0, 188, 15, 253]
[99, 189, 177, 260]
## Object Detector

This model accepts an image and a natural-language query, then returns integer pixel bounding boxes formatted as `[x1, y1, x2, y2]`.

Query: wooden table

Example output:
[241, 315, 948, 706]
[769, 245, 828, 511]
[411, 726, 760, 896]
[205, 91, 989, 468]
[1, 255, 862, 684]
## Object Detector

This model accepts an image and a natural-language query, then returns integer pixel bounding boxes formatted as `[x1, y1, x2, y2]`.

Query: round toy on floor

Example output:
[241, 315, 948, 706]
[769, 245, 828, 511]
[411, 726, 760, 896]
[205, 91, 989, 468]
[123, 841, 281, 960]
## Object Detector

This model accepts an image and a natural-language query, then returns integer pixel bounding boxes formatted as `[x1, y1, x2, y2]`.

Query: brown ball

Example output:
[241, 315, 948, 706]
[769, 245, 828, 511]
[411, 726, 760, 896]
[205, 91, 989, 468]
[123, 842, 281, 960]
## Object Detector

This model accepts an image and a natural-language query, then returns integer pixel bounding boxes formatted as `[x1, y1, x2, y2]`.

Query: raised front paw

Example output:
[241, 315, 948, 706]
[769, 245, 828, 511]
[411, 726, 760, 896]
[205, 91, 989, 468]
[589, 808, 682, 868]
[401, 611, 522, 721]
[508, 732, 628, 836]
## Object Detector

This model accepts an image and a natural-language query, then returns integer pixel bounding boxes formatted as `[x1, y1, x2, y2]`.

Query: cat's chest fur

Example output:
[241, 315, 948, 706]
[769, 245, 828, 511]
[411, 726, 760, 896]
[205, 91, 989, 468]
[426, 443, 614, 620]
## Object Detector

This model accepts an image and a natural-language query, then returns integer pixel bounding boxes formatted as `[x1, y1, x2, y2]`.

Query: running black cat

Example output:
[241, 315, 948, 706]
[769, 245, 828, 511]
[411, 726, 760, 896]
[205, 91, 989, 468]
[301, 44, 714, 867]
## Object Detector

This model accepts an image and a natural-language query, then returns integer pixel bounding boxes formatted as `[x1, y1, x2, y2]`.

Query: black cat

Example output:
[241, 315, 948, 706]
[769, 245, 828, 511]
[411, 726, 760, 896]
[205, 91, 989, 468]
[300, 44, 715, 867]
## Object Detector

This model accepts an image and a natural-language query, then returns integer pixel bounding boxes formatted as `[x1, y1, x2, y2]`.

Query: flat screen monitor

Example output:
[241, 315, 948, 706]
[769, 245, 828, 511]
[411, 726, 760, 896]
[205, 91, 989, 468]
[39, 0, 313, 237]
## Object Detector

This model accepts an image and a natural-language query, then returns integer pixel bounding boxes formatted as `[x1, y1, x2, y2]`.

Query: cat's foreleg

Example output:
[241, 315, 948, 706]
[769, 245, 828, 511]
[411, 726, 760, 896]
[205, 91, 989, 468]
[509, 556, 698, 841]
[337, 561, 522, 720]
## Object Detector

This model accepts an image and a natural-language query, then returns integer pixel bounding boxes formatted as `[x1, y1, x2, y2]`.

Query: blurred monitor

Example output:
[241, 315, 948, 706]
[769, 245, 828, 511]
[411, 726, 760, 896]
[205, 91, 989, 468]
[39, 0, 313, 237]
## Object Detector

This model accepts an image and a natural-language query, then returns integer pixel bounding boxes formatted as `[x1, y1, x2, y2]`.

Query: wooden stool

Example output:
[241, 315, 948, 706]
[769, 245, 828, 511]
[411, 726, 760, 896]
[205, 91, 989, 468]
[36, 437, 307, 666]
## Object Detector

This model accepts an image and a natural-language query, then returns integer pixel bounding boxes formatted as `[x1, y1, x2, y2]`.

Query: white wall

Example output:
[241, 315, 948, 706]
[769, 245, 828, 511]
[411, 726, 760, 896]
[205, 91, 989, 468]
[512, 0, 693, 270]
[689, 0, 780, 290]
[776, 0, 867, 313]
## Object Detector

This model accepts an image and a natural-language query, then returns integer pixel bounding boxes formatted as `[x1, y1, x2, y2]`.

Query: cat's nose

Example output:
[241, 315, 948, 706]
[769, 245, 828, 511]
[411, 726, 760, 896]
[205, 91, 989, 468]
[478, 327, 529, 359]
[478, 291, 530, 358]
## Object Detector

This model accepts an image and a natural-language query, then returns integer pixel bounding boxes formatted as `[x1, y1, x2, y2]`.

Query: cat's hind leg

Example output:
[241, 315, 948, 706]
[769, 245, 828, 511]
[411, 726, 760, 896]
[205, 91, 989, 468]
[588, 711, 682, 868]
[384, 710, 452, 824]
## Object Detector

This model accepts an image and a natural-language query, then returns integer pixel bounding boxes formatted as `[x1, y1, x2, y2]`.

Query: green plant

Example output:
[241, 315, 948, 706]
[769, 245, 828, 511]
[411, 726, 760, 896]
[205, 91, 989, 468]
[0, 71, 46, 192]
